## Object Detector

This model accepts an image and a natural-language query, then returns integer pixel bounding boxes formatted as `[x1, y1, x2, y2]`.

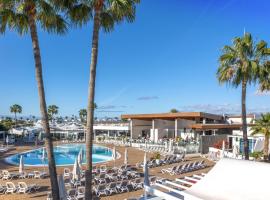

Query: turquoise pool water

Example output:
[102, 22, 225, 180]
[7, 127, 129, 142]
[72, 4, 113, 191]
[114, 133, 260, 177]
[5, 144, 113, 166]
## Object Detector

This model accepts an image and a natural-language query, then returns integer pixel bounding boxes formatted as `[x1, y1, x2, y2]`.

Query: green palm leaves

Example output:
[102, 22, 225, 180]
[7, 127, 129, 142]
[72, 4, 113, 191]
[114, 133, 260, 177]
[10, 104, 22, 114]
[251, 113, 270, 161]
[0, 0, 67, 35]
[217, 33, 270, 87]
[10, 104, 22, 127]
[48, 105, 59, 121]
[57, 0, 139, 31]
[251, 113, 270, 137]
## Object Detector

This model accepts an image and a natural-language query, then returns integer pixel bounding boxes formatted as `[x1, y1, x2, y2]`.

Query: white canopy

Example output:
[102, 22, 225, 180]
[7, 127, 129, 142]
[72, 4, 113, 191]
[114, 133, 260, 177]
[185, 158, 270, 200]
[9, 128, 24, 135]
[72, 158, 80, 181]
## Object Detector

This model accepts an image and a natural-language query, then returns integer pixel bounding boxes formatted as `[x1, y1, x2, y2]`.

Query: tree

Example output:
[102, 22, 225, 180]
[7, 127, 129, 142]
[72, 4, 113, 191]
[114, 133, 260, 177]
[59, 1, 140, 199]
[170, 108, 178, 113]
[217, 33, 270, 160]
[79, 109, 87, 123]
[251, 113, 270, 161]
[79, 104, 97, 123]
[258, 61, 270, 92]
[0, 1, 67, 199]
[48, 105, 59, 121]
[10, 104, 22, 126]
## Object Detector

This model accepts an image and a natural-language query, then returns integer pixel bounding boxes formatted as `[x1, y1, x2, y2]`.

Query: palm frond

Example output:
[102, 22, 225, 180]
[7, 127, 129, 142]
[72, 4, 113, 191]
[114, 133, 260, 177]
[217, 32, 270, 89]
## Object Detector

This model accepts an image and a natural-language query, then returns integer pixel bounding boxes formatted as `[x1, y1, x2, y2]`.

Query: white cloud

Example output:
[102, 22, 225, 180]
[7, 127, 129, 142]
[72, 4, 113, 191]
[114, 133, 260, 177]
[137, 96, 159, 101]
[179, 103, 270, 114]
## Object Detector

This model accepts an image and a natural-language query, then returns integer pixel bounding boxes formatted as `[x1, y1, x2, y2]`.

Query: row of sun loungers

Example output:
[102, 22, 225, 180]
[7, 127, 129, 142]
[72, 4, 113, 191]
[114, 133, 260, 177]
[63, 164, 131, 180]
[93, 177, 157, 197]
[93, 179, 142, 196]
[136, 154, 185, 169]
[140, 146, 175, 155]
[64, 167, 141, 189]
[47, 186, 85, 200]
[0, 182, 40, 194]
[0, 170, 47, 180]
[61, 139, 85, 143]
[161, 160, 206, 175]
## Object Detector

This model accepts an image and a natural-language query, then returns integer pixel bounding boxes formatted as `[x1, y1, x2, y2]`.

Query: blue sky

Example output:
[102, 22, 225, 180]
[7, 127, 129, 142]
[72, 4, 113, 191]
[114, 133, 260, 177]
[1, 0, 270, 117]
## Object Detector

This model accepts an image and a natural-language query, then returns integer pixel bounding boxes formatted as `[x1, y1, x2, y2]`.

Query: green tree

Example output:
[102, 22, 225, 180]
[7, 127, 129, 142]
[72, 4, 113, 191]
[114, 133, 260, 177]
[251, 113, 270, 161]
[48, 105, 59, 121]
[170, 108, 178, 113]
[79, 104, 97, 123]
[0, 1, 67, 199]
[60, 1, 140, 199]
[79, 109, 87, 123]
[217, 33, 270, 160]
[258, 61, 270, 92]
[10, 104, 22, 125]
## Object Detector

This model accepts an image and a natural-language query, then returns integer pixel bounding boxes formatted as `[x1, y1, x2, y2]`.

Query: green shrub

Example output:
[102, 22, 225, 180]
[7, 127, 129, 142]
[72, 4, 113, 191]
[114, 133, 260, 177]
[153, 152, 161, 160]
[250, 151, 263, 159]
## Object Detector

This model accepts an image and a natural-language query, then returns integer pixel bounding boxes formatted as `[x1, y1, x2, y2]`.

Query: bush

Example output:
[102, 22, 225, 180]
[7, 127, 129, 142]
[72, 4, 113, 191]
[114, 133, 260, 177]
[153, 152, 161, 160]
[250, 151, 263, 159]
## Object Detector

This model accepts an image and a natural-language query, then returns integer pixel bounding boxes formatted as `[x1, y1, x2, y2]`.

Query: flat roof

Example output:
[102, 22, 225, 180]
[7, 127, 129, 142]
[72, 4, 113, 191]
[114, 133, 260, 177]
[227, 114, 255, 118]
[121, 112, 223, 121]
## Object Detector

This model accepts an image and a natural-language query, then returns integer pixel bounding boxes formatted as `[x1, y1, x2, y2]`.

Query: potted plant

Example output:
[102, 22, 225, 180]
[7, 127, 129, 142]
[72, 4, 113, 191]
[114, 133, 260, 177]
[153, 152, 161, 165]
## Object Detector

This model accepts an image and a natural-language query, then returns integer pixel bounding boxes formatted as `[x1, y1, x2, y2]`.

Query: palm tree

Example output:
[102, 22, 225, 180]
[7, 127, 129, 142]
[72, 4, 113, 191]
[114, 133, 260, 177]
[79, 109, 87, 123]
[10, 104, 22, 126]
[79, 104, 97, 123]
[58, 1, 140, 199]
[0, 1, 67, 199]
[217, 33, 270, 160]
[251, 113, 270, 161]
[48, 105, 59, 121]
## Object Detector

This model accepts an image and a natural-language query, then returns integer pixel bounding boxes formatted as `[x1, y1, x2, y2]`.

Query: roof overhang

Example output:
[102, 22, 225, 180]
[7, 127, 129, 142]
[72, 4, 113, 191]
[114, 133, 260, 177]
[121, 112, 223, 121]
[190, 123, 254, 130]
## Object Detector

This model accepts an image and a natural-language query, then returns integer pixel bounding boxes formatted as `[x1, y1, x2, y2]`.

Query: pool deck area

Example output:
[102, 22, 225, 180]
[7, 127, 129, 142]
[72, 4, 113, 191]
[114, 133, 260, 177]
[0, 142, 215, 200]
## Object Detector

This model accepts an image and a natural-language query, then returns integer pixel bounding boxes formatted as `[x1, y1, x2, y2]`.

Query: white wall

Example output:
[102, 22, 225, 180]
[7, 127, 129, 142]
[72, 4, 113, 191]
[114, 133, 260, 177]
[228, 116, 255, 124]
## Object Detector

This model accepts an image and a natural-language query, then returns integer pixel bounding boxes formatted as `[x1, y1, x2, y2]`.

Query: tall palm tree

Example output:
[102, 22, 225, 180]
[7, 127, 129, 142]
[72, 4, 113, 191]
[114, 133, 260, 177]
[48, 105, 59, 121]
[57, 1, 140, 199]
[217, 33, 270, 160]
[10, 104, 22, 126]
[251, 113, 270, 161]
[0, 1, 67, 199]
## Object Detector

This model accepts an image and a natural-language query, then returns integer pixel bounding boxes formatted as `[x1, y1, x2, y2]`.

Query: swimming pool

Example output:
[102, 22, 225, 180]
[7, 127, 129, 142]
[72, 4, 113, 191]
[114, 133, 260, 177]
[5, 144, 113, 166]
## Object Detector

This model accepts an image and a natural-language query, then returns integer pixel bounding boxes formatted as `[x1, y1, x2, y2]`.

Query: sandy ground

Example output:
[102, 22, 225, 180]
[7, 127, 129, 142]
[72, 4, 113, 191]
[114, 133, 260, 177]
[0, 143, 215, 200]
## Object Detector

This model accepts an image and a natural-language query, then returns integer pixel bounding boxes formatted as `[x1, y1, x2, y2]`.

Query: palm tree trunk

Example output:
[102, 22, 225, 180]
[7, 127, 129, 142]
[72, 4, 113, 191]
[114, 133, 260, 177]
[28, 14, 59, 200]
[14, 112, 17, 127]
[264, 134, 269, 161]
[241, 81, 249, 160]
[85, 9, 101, 200]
